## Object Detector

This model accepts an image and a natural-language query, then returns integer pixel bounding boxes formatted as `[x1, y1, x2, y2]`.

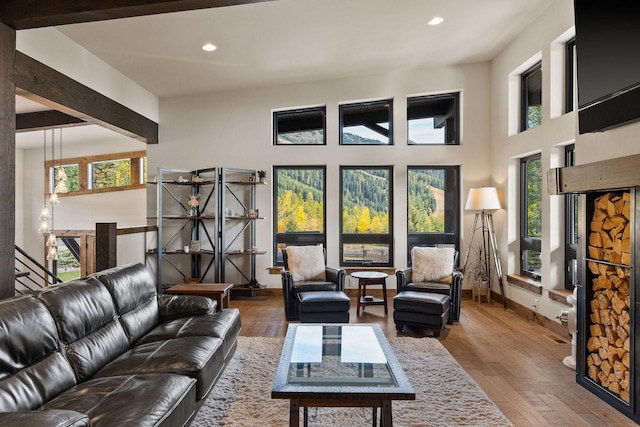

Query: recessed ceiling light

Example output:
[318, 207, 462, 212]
[202, 43, 217, 52]
[428, 17, 444, 26]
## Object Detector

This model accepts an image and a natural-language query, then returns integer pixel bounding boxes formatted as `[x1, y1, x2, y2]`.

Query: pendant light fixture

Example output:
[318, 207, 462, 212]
[48, 129, 60, 206]
[54, 128, 68, 193]
[46, 129, 58, 261]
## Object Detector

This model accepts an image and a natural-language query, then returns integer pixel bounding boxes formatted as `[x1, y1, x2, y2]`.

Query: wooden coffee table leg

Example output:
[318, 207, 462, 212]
[382, 281, 388, 313]
[381, 400, 392, 426]
[290, 400, 300, 427]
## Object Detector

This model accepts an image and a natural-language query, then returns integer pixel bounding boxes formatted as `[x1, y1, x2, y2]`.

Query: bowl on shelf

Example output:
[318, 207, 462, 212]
[183, 277, 200, 284]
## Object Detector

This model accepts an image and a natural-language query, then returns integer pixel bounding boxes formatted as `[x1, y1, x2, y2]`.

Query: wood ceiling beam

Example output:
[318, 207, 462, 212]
[0, 0, 274, 30]
[13, 51, 158, 144]
[16, 110, 86, 132]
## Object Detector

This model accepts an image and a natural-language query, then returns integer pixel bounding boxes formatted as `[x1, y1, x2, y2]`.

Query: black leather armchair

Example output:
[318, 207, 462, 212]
[281, 246, 346, 321]
[396, 250, 463, 323]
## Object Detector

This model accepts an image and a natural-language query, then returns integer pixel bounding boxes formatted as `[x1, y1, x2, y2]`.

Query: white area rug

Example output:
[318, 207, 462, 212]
[192, 336, 512, 426]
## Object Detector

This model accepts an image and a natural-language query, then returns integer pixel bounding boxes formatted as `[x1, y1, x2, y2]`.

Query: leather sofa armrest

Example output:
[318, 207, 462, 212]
[0, 410, 89, 427]
[157, 294, 216, 322]
[325, 267, 346, 291]
[453, 270, 463, 285]
[396, 268, 413, 293]
[281, 269, 294, 293]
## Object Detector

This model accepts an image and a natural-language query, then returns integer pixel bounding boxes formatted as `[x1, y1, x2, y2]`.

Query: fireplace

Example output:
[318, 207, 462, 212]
[576, 190, 636, 420]
[550, 156, 640, 423]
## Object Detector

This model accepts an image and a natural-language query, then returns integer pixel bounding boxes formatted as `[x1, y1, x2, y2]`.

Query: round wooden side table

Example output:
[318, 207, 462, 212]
[351, 271, 389, 315]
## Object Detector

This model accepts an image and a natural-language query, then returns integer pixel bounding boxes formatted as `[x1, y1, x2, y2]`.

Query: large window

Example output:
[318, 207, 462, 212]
[273, 166, 326, 265]
[46, 151, 146, 196]
[407, 93, 460, 145]
[340, 99, 393, 145]
[564, 145, 577, 290]
[520, 154, 542, 278]
[521, 62, 542, 131]
[407, 166, 460, 261]
[340, 166, 393, 266]
[273, 107, 326, 145]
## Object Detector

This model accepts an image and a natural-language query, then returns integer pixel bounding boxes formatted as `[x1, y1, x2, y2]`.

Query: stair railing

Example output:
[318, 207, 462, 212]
[14, 245, 62, 295]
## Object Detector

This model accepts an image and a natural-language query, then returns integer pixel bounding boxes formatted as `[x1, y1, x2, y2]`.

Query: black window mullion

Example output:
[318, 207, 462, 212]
[565, 38, 576, 114]
[564, 144, 577, 289]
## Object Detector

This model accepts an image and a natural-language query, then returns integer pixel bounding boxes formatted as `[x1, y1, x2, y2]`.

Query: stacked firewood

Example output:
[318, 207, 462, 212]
[585, 192, 631, 403]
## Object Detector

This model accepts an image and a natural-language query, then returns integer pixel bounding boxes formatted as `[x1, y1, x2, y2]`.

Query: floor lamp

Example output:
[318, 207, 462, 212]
[462, 187, 506, 308]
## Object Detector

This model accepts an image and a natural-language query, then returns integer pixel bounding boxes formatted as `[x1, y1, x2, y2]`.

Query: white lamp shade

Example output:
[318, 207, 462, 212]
[465, 187, 501, 211]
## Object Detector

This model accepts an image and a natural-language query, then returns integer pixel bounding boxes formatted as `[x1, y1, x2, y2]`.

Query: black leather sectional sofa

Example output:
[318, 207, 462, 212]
[0, 263, 241, 426]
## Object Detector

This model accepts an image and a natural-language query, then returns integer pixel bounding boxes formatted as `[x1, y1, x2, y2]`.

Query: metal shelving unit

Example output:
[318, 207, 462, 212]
[148, 167, 219, 291]
[219, 168, 266, 292]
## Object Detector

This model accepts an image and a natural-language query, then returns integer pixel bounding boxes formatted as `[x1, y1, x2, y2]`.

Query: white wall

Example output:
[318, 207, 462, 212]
[490, 0, 640, 322]
[151, 64, 493, 288]
[16, 28, 159, 122]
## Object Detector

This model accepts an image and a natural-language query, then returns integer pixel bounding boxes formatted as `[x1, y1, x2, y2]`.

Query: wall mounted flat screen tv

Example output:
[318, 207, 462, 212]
[574, 0, 640, 133]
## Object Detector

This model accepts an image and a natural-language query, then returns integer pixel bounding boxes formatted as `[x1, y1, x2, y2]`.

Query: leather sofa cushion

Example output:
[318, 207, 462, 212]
[0, 296, 58, 377]
[92, 263, 160, 343]
[0, 352, 77, 412]
[0, 296, 77, 411]
[0, 409, 89, 427]
[44, 373, 195, 427]
[157, 294, 216, 322]
[37, 278, 130, 382]
[95, 336, 224, 401]
[137, 309, 241, 361]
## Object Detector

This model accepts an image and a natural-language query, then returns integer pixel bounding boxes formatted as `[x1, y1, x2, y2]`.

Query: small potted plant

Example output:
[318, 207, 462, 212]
[257, 170, 266, 183]
[466, 244, 490, 302]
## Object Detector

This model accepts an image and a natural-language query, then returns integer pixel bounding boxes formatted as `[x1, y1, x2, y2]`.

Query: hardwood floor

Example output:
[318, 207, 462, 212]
[229, 293, 637, 426]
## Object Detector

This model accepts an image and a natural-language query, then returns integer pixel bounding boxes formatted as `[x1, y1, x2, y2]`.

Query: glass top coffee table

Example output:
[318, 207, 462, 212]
[271, 324, 415, 426]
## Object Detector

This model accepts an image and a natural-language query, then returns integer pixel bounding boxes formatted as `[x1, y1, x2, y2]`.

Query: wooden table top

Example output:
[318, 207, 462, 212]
[166, 283, 233, 293]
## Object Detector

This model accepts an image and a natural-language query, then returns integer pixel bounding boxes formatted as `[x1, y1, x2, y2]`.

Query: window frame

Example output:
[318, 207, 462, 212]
[565, 38, 576, 114]
[339, 99, 394, 146]
[46, 150, 146, 197]
[273, 106, 327, 145]
[272, 165, 327, 266]
[520, 62, 542, 132]
[564, 145, 577, 290]
[406, 166, 460, 263]
[339, 165, 394, 267]
[407, 92, 460, 145]
[520, 153, 542, 278]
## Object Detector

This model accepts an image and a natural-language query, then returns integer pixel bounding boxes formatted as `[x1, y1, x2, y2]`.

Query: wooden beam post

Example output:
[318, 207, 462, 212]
[96, 222, 117, 272]
[0, 22, 16, 299]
